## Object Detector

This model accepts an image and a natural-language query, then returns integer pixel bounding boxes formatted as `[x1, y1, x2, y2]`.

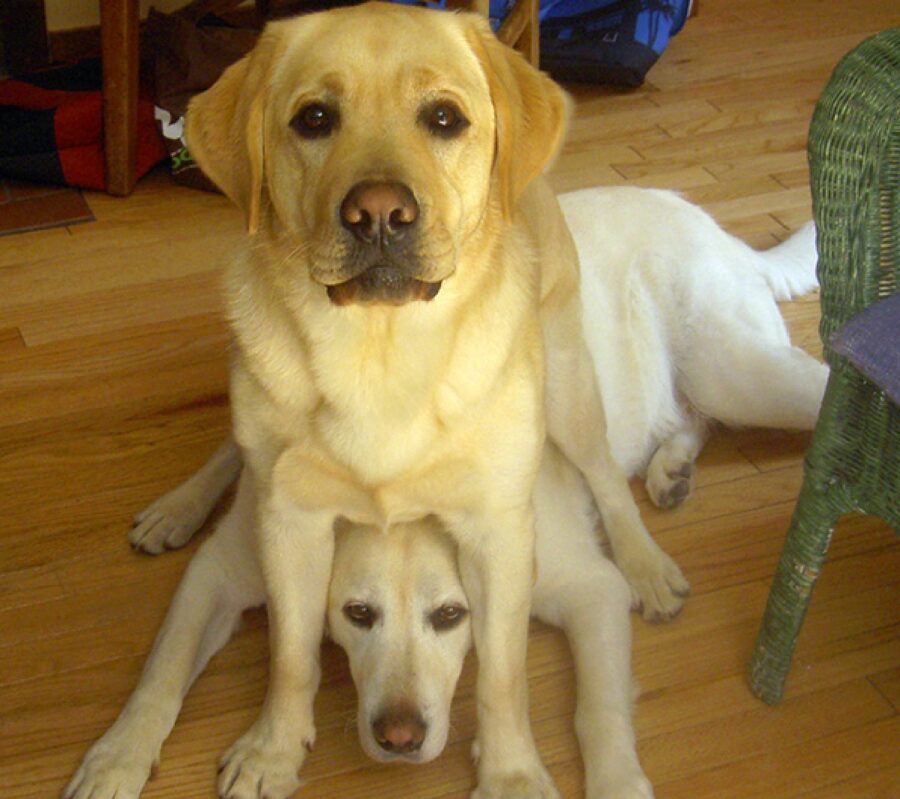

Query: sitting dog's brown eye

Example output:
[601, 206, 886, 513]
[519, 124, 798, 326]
[429, 603, 468, 631]
[422, 103, 469, 138]
[343, 601, 377, 629]
[292, 103, 336, 138]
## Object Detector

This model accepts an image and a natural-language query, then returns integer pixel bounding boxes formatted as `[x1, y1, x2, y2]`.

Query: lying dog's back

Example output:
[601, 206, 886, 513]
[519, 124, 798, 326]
[563, 186, 824, 476]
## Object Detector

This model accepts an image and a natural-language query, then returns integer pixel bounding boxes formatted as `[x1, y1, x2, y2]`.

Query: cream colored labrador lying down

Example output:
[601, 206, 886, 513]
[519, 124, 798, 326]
[64, 187, 827, 799]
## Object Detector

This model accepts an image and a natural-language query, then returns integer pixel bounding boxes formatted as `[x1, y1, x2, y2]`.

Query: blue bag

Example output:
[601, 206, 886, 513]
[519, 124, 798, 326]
[394, 0, 689, 88]
[538, 0, 691, 86]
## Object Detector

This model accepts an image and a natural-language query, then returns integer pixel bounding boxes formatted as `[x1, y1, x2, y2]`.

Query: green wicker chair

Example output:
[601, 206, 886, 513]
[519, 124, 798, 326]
[748, 28, 900, 706]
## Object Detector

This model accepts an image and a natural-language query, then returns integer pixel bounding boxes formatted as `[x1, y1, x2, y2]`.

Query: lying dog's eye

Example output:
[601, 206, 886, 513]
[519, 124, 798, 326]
[343, 601, 377, 629]
[429, 603, 468, 631]
[421, 103, 469, 139]
[292, 103, 337, 139]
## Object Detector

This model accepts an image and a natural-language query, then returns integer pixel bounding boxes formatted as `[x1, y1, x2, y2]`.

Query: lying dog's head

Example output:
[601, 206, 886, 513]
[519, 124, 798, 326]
[185, 2, 568, 307]
[327, 518, 471, 763]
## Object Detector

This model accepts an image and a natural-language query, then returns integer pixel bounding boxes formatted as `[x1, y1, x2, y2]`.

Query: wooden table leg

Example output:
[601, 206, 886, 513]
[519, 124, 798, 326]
[100, 0, 139, 197]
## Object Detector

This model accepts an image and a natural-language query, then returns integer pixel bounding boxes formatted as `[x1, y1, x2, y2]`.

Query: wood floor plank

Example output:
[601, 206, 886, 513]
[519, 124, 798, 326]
[658, 99, 816, 141]
[869, 667, 900, 711]
[639, 680, 893, 787]
[16, 270, 224, 347]
[636, 636, 900, 739]
[0, 325, 25, 354]
[623, 120, 811, 181]
[0, 564, 63, 611]
[650, 503, 894, 597]
[794, 763, 900, 799]
[0, 315, 229, 428]
[630, 578, 898, 696]
[655, 715, 900, 799]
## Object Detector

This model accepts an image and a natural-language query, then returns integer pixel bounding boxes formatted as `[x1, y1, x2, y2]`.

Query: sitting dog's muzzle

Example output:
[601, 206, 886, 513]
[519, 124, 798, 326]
[327, 180, 442, 306]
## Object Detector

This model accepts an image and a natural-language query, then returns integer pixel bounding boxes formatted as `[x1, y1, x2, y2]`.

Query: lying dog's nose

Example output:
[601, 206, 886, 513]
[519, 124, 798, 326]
[372, 704, 427, 754]
[341, 181, 419, 244]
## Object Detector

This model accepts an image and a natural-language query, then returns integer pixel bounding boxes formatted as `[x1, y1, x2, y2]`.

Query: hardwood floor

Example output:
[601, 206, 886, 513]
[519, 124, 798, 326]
[1, 2, 898, 797]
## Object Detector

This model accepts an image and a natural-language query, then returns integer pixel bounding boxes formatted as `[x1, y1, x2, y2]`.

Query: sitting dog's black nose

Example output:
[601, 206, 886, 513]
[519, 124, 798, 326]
[372, 703, 427, 754]
[340, 181, 419, 244]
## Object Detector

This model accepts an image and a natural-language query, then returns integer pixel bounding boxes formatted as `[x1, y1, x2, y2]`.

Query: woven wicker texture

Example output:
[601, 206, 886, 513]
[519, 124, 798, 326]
[748, 27, 900, 705]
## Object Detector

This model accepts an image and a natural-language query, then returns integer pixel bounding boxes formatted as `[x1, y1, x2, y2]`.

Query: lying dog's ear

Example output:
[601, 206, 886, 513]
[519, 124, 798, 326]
[185, 29, 281, 234]
[466, 19, 571, 217]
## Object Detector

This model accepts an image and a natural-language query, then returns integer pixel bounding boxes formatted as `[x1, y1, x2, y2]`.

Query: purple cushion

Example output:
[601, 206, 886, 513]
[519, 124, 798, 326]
[830, 293, 900, 406]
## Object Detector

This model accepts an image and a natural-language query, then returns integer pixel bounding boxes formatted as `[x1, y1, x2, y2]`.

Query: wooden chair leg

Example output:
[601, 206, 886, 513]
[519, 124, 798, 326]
[498, 0, 540, 67]
[520, 9, 539, 67]
[100, 0, 139, 197]
[749, 476, 840, 704]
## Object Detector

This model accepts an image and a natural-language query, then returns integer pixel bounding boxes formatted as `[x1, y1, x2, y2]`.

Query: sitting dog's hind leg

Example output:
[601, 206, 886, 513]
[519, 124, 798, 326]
[645, 414, 708, 510]
[130, 436, 242, 554]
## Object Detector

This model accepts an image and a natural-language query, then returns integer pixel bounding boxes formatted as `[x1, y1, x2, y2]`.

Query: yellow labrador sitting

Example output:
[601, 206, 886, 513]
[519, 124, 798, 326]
[152, 5, 684, 798]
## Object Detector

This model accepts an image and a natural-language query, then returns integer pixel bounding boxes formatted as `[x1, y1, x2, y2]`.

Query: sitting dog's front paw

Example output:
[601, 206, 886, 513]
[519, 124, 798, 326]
[618, 543, 690, 623]
[217, 726, 310, 799]
[472, 766, 561, 799]
[63, 743, 154, 799]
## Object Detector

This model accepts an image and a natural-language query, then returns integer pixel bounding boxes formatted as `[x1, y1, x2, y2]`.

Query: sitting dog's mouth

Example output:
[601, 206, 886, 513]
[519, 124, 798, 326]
[327, 265, 442, 307]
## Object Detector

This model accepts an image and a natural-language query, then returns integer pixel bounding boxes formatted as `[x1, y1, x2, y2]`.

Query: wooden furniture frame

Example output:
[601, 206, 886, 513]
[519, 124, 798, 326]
[100, 0, 140, 197]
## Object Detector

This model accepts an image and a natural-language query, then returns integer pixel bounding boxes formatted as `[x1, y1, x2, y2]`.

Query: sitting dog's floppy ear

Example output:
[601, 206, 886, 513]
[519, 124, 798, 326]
[185, 29, 280, 234]
[466, 19, 571, 217]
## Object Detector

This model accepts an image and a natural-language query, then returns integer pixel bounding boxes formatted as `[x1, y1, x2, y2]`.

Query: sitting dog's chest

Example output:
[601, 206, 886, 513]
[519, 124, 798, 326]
[308, 332, 454, 483]
[271, 352, 542, 527]
[271, 319, 533, 494]
[314, 392, 441, 484]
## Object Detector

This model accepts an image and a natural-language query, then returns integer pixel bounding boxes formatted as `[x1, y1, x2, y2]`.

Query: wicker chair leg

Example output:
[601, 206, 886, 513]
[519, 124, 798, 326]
[749, 477, 841, 704]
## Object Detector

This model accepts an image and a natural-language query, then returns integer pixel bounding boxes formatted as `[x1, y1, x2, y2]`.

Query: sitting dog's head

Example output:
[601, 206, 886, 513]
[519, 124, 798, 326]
[185, 2, 568, 307]
[327, 518, 471, 764]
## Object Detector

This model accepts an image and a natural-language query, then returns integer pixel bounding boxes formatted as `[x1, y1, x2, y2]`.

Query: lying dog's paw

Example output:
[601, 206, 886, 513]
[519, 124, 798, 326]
[646, 459, 693, 510]
[217, 727, 308, 799]
[617, 543, 690, 623]
[472, 767, 561, 799]
[62, 744, 154, 799]
[129, 487, 210, 554]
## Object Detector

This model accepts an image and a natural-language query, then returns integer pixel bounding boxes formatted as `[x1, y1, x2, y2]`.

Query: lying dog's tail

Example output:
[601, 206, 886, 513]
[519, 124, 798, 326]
[754, 221, 819, 301]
